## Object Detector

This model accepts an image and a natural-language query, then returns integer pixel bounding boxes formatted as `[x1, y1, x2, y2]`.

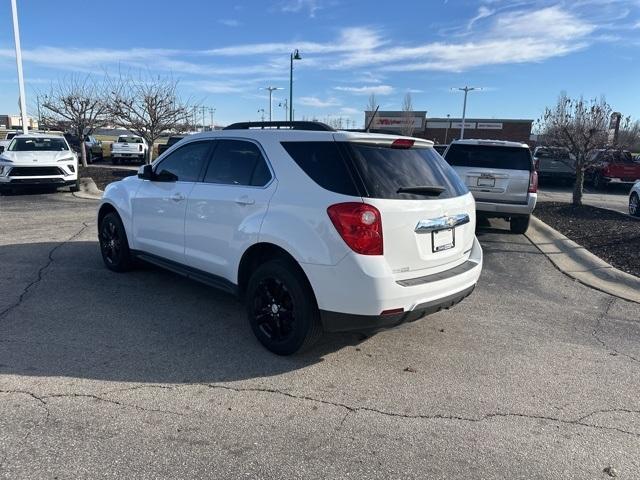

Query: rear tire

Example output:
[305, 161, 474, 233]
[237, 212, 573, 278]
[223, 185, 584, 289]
[630, 193, 640, 217]
[99, 212, 134, 272]
[510, 215, 531, 234]
[245, 259, 322, 355]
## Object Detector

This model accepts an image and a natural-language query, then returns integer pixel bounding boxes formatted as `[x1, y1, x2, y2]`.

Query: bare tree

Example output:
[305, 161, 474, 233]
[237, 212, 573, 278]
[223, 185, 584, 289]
[41, 75, 109, 167]
[616, 117, 640, 151]
[400, 92, 415, 136]
[109, 73, 190, 164]
[537, 93, 611, 205]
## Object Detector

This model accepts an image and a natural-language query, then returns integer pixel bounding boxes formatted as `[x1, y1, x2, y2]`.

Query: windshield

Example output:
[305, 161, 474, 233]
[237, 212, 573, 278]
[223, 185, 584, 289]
[445, 144, 533, 171]
[8, 137, 69, 152]
[118, 136, 143, 144]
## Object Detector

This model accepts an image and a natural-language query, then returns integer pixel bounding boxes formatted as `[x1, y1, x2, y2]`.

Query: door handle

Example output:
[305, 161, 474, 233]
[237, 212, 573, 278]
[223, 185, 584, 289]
[235, 195, 255, 206]
[170, 193, 186, 202]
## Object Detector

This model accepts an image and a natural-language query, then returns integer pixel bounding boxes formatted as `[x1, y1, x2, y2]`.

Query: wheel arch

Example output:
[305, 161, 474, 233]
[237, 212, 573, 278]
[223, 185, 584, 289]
[237, 242, 316, 302]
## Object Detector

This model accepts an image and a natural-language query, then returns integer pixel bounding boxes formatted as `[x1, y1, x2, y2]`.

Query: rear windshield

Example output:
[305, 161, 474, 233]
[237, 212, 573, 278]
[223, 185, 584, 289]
[348, 144, 468, 200]
[535, 147, 569, 159]
[281, 141, 468, 200]
[118, 136, 143, 143]
[167, 136, 185, 146]
[445, 144, 532, 171]
[8, 137, 68, 151]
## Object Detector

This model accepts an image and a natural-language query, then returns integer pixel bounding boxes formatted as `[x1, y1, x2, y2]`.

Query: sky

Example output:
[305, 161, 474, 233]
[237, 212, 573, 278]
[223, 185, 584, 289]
[0, 0, 639, 127]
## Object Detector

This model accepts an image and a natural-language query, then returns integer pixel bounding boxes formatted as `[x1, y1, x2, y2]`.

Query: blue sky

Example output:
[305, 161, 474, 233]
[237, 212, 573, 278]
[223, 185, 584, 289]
[0, 0, 639, 127]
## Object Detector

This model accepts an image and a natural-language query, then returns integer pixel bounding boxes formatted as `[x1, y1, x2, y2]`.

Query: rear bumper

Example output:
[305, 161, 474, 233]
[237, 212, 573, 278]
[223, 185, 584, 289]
[112, 153, 145, 158]
[475, 193, 537, 216]
[538, 170, 575, 179]
[321, 285, 475, 332]
[303, 236, 482, 329]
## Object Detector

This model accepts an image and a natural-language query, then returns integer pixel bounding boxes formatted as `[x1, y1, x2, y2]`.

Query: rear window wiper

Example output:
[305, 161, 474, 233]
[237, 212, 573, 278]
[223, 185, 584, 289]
[396, 186, 446, 196]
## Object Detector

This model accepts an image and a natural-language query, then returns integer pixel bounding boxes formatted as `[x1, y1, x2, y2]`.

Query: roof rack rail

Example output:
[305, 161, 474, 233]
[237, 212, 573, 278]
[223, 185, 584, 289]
[223, 121, 335, 132]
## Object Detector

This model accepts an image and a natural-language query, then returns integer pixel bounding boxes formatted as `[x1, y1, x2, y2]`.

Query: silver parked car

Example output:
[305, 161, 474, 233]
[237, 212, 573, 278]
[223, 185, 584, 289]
[444, 139, 538, 234]
[533, 146, 575, 184]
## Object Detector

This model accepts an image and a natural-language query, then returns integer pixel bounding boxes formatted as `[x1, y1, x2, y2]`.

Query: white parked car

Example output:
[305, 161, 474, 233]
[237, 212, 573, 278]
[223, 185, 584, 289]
[110, 135, 148, 164]
[0, 133, 79, 193]
[98, 122, 483, 354]
[629, 181, 640, 217]
[444, 139, 537, 234]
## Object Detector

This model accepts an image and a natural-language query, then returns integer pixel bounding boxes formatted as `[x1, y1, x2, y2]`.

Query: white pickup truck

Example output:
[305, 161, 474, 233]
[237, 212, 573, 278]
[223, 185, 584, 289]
[110, 135, 148, 164]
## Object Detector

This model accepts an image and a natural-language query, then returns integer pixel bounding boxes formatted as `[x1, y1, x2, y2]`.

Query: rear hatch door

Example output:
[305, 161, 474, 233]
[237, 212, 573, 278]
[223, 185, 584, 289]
[343, 136, 476, 274]
[445, 143, 532, 204]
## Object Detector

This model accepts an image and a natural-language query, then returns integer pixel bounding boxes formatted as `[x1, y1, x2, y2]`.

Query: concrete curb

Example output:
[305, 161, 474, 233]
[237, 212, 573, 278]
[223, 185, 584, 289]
[526, 216, 640, 304]
[72, 177, 102, 200]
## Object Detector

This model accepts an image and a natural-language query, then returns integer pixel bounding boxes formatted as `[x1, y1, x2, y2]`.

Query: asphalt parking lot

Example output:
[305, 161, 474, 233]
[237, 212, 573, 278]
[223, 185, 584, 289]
[1, 192, 639, 479]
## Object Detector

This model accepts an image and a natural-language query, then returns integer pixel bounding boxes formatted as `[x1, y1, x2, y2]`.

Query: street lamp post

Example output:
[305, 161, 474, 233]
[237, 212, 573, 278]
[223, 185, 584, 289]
[289, 49, 301, 121]
[453, 86, 481, 140]
[444, 113, 450, 144]
[11, 0, 28, 134]
[262, 86, 282, 122]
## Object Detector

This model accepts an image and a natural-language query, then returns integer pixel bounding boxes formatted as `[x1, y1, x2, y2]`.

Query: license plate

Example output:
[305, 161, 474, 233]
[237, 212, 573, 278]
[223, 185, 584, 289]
[477, 176, 495, 187]
[432, 228, 455, 252]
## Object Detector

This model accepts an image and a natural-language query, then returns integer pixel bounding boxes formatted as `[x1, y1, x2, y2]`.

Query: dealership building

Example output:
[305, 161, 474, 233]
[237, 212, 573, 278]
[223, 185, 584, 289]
[364, 111, 533, 145]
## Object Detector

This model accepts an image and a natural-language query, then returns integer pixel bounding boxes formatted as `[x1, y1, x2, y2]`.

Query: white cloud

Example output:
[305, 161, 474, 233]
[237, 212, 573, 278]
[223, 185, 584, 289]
[218, 19, 241, 27]
[298, 96, 340, 107]
[280, 0, 322, 18]
[467, 6, 495, 30]
[340, 107, 360, 115]
[335, 85, 394, 95]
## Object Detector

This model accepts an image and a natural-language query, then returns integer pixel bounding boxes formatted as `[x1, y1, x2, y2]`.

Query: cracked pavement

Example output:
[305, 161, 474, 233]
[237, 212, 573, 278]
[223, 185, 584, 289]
[1, 191, 639, 479]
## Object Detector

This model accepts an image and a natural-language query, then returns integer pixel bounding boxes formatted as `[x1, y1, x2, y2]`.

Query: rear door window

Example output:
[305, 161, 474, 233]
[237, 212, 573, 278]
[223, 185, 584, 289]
[445, 144, 532, 171]
[347, 143, 468, 200]
[204, 139, 272, 186]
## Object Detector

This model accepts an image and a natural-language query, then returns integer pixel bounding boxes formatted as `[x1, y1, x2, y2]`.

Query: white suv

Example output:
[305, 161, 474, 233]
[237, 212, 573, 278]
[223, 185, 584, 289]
[0, 133, 79, 193]
[98, 122, 483, 354]
[444, 139, 537, 234]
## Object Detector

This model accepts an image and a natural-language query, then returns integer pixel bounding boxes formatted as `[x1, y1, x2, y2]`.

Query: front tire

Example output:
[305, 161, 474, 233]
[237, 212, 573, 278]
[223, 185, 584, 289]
[245, 259, 322, 355]
[630, 193, 640, 217]
[510, 215, 531, 234]
[70, 178, 80, 192]
[99, 212, 134, 272]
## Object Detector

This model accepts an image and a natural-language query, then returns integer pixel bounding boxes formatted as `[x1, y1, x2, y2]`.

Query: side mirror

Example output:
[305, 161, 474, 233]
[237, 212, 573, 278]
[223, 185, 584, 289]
[0, 146, 4, 154]
[137, 164, 154, 180]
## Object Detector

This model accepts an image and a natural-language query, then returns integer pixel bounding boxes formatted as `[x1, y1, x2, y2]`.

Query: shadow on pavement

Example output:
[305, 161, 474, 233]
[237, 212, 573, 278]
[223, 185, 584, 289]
[0, 241, 367, 385]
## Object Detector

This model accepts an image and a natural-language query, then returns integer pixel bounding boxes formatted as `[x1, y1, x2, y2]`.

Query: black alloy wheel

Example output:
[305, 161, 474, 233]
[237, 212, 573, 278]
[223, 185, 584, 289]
[99, 212, 133, 272]
[246, 259, 321, 355]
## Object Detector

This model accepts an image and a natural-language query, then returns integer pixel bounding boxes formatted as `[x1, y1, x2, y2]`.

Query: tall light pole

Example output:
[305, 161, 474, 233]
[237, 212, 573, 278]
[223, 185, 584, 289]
[261, 86, 282, 122]
[289, 49, 301, 121]
[453, 86, 481, 139]
[11, 0, 28, 134]
[444, 113, 450, 144]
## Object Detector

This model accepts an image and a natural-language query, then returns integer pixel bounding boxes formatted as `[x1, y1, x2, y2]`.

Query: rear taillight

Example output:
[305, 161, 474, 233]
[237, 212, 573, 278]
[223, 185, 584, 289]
[528, 171, 538, 193]
[139, 144, 143, 152]
[327, 202, 383, 255]
[534, 159, 540, 171]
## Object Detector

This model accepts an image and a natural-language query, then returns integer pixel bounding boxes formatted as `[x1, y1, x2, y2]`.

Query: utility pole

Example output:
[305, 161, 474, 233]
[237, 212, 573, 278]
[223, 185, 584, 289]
[200, 106, 206, 131]
[261, 86, 282, 122]
[11, 0, 28, 134]
[453, 86, 481, 140]
[209, 107, 216, 130]
[289, 49, 301, 121]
